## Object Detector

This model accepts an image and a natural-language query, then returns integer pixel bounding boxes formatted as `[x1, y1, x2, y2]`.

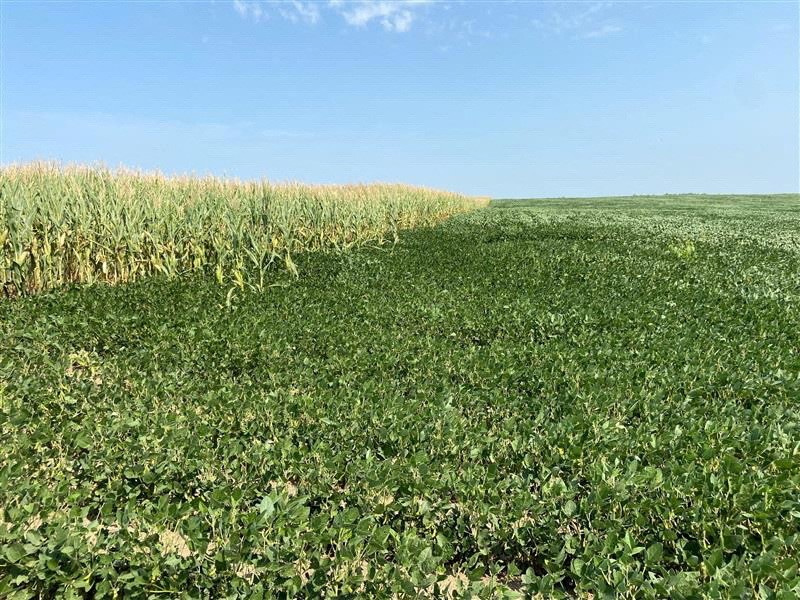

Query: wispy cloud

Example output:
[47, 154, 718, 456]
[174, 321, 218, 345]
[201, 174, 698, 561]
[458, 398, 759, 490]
[333, 0, 431, 33]
[532, 2, 622, 39]
[232, 0, 431, 32]
[279, 1, 321, 25]
[233, 0, 267, 23]
[582, 24, 622, 39]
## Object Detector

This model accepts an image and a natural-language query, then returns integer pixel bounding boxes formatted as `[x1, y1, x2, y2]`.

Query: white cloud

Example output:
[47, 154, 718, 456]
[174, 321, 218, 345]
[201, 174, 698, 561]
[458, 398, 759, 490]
[390, 10, 414, 32]
[279, 1, 321, 25]
[582, 24, 622, 38]
[532, 2, 622, 39]
[233, 0, 266, 23]
[335, 1, 430, 32]
[234, 0, 319, 25]
[233, 0, 247, 16]
[232, 0, 429, 32]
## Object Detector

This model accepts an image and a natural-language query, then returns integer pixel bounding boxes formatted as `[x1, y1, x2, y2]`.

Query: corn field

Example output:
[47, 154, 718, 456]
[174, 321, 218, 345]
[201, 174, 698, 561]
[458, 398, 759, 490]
[0, 163, 487, 296]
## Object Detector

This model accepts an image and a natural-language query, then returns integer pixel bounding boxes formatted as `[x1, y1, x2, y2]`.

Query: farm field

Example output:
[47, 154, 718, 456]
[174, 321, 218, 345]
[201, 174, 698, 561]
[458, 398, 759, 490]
[1, 194, 799, 597]
[0, 164, 483, 297]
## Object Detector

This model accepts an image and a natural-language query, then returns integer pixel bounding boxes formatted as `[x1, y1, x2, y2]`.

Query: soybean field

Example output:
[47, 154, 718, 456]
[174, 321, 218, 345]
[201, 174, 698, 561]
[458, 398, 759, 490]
[1, 193, 799, 598]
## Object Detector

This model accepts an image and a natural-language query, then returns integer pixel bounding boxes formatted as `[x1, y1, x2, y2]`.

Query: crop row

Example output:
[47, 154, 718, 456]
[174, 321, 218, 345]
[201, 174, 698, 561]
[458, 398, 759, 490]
[0, 163, 486, 296]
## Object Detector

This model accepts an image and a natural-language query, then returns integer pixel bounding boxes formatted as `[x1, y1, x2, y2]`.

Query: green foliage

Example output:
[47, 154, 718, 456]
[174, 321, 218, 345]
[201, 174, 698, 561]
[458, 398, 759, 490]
[0, 163, 486, 297]
[0, 194, 799, 597]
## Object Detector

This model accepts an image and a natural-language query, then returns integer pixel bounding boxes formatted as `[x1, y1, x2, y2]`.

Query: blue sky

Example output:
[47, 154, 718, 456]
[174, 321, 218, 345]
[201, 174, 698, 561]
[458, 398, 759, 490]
[1, 1, 797, 197]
